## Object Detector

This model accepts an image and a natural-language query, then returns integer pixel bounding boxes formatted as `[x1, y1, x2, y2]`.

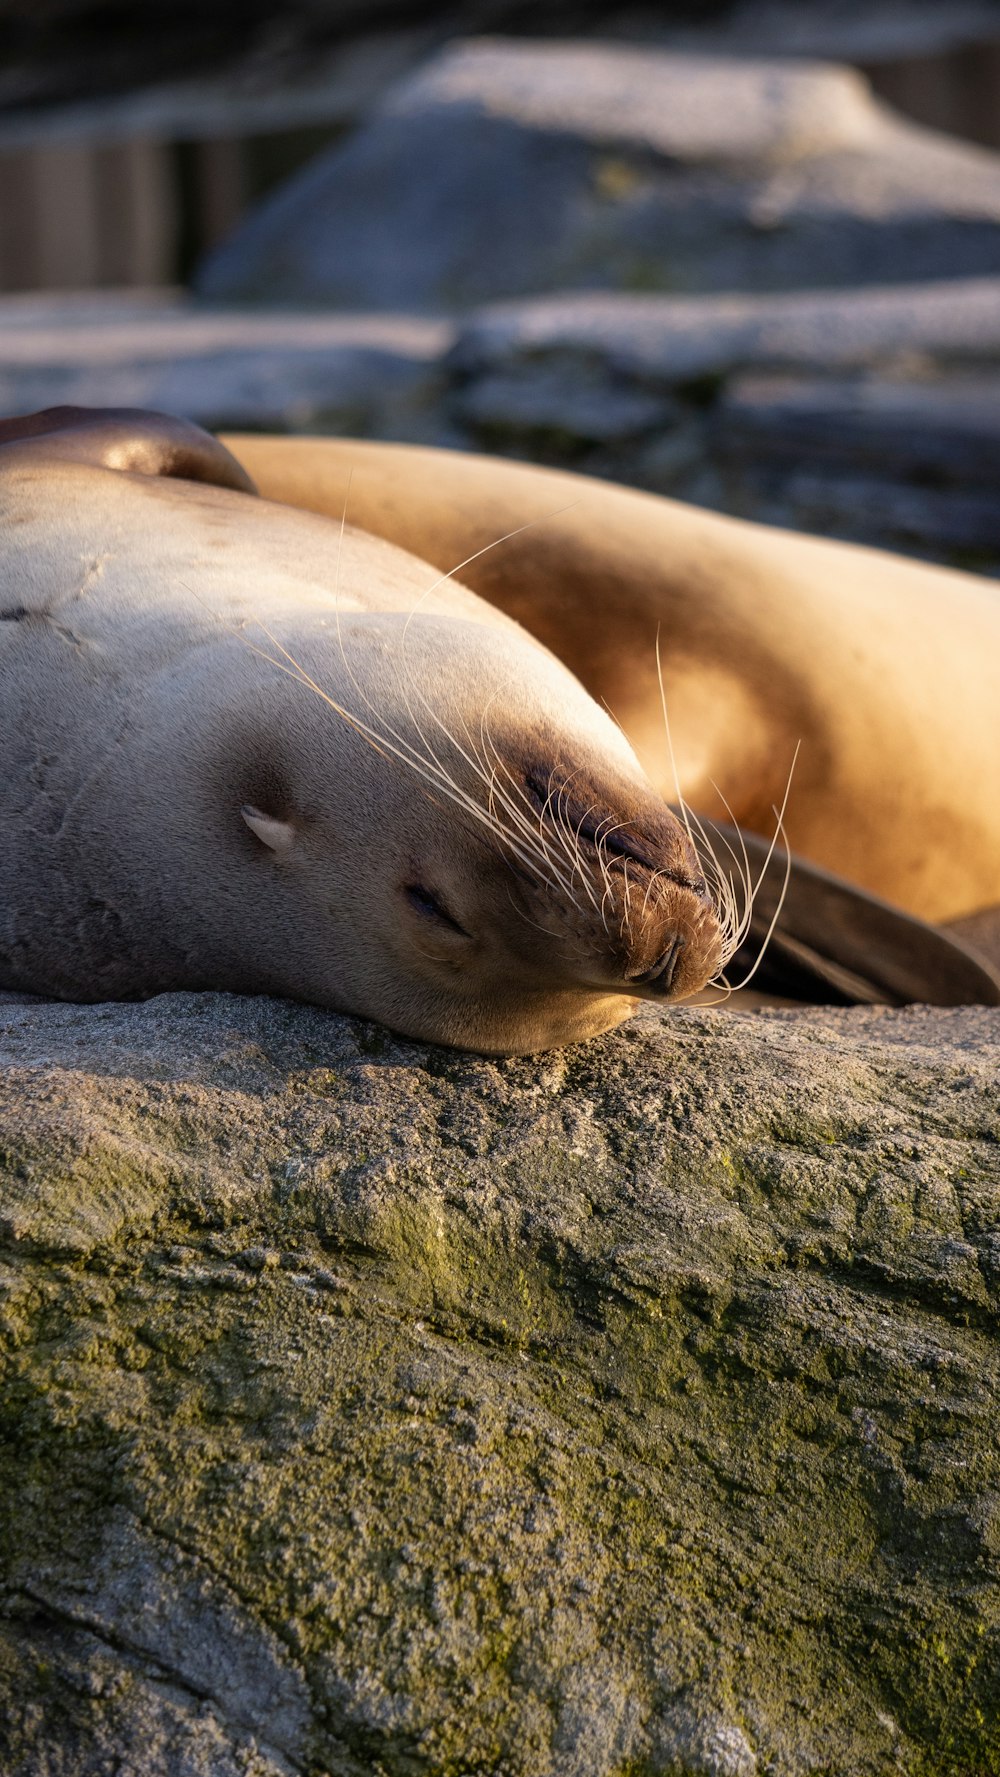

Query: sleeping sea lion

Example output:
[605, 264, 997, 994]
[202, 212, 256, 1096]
[0, 406, 724, 1054]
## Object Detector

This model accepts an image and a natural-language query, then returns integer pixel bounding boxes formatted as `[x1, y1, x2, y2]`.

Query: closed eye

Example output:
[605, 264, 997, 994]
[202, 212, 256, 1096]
[404, 883, 471, 937]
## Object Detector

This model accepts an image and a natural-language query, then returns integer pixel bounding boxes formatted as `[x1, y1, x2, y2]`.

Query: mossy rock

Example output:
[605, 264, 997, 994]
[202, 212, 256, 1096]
[0, 993, 998, 1776]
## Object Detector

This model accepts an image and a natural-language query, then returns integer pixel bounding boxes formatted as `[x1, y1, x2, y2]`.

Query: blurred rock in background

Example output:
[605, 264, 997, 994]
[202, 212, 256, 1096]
[2, 2, 1000, 568]
[195, 41, 1000, 307]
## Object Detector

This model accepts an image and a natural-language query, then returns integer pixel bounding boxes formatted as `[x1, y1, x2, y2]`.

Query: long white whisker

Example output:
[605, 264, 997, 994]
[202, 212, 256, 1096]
[239, 620, 576, 886]
[655, 628, 696, 854]
[400, 500, 584, 648]
[479, 724, 584, 900]
[700, 742, 801, 995]
[716, 746, 799, 991]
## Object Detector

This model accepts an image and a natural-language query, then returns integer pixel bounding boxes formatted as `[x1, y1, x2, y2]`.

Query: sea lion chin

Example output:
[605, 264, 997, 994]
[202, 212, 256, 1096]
[0, 406, 724, 1054]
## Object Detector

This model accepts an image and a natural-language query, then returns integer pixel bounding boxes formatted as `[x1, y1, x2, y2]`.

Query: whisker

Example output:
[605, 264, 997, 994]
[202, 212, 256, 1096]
[655, 628, 696, 856]
[401, 499, 584, 646]
[653, 622, 802, 995]
[715, 750, 799, 994]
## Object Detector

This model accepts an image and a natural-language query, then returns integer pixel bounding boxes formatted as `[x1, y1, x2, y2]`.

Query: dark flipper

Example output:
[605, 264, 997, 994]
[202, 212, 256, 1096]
[705, 824, 1000, 1007]
[0, 405, 256, 495]
[945, 903, 1000, 975]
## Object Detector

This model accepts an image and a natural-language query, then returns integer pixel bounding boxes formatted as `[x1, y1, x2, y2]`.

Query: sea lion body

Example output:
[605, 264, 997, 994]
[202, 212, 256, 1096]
[0, 429, 721, 1052]
[224, 435, 1000, 927]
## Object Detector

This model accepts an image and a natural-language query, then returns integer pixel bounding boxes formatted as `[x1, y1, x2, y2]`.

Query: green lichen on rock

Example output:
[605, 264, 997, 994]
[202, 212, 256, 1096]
[0, 994, 998, 1776]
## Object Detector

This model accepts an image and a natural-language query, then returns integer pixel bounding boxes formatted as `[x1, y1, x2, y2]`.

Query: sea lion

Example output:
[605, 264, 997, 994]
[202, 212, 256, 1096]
[223, 434, 1000, 930]
[0, 406, 723, 1054]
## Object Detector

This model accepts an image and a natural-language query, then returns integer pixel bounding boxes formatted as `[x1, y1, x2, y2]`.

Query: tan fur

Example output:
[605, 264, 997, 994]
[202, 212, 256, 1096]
[0, 442, 722, 1053]
[223, 434, 1000, 925]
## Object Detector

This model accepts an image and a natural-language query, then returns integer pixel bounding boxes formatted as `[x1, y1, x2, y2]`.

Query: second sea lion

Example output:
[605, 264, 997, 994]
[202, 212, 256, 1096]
[224, 433, 1000, 931]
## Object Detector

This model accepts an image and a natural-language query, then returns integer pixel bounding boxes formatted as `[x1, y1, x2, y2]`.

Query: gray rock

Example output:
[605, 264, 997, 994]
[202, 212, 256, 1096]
[729, 467, 1000, 557]
[385, 38, 877, 164]
[195, 38, 1000, 308]
[453, 362, 682, 445]
[0, 295, 454, 438]
[710, 374, 1000, 555]
[4, 278, 999, 571]
[451, 278, 1000, 389]
[445, 284, 1000, 567]
[717, 371, 1000, 486]
[1, 990, 999, 1775]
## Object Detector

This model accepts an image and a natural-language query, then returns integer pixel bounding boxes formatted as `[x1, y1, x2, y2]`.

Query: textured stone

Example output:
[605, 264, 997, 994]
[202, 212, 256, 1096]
[0, 991, 998, 1775]
[444, 282, 1000, 565]
[450, 278, 1000, 389]
[718, 372, 1000, 483]
[0, 294, 454, 437]
[726, 467, 1000, 557]
[3, 278, 999, 569]
[383, 38, 876, 164]
[195, 39, 1000, 308]
[711, 373, 1000, 553]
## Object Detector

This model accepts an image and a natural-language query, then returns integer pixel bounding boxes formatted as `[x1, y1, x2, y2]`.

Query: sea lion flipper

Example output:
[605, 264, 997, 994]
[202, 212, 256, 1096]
[711, 824, 1000, 1007]
[0, 406, 257, 496]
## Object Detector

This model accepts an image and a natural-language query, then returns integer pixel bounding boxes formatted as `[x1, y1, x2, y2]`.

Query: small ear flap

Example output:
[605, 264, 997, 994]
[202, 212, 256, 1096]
[0, 405, 257, 495]
[241, 804, 297, 854]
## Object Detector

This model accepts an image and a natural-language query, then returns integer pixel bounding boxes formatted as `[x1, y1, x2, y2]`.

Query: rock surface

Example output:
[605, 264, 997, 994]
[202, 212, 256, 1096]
[714, 373, 1000, 555]
[195, 39, 1000, 309]
[1, 990, 998, 1775]
[450, 278, 1000, 386]
[0, 294, 454, 438]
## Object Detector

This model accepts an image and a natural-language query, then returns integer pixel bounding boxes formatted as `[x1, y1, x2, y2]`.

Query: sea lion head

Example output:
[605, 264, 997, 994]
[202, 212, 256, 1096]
[213, 605, 724, 1053]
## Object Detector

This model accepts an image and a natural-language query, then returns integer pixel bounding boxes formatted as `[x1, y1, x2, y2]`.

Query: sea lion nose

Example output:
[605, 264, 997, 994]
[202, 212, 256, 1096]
[629, 934, 686, 995]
